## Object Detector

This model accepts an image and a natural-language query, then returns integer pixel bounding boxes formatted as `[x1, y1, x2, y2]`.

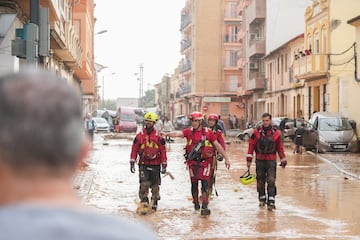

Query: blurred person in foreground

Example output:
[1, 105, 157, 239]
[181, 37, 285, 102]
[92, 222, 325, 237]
[0, 70, 156, 239]
[246, 113, 287, 211]
[162, 111, 230, 216]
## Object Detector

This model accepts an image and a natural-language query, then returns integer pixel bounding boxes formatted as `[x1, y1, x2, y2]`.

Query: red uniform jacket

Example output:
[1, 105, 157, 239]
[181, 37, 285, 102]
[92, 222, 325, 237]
[247, 126, 285, 161]
[212, 128, 226, 150]
[130, 128, 167, 165]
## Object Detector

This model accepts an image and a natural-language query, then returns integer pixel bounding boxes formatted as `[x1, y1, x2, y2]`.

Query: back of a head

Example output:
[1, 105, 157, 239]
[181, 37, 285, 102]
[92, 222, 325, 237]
[0, 70, 84, 174]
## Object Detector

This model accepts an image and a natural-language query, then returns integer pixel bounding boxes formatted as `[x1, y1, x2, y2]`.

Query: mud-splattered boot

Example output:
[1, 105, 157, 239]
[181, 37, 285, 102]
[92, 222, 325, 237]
[259, 195, 267, 208]
[194, 202, 200, 211]
[151, 200, 158, 212]
[267, 200, 276, 211]
[200, 203, 211, 216]
[259, 200, 266, 208]
[140, 202, 149, 215]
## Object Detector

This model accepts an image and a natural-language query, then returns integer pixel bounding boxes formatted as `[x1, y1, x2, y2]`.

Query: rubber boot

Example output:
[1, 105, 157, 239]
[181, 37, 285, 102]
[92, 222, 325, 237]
[200, 203, 211, 216]
[194, 202, 200, 211]
[267, 200, 276, 211]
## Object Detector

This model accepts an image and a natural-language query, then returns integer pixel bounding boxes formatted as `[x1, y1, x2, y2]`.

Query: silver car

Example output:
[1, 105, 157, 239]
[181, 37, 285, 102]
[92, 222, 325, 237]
[93, 117, 110, 133]
[237, 117, 291, 141]
[302, 112, 358, 152]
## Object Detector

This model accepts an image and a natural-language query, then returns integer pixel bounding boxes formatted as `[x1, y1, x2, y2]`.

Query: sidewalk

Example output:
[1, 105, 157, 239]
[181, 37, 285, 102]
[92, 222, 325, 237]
[309, 151, 360, 180]
[284, 139, 360, 180]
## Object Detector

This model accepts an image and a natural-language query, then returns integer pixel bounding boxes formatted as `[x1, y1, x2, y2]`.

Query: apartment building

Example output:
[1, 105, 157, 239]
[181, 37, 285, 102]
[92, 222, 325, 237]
[0, 0, 97, 114]
[346, 14, 360, 136]
[73, 0, 96, 114]
[241, 0, 266, 123]
[293, 0, 360, 120]
[176, 0, 243, 121]
[263, 34, 304, 118]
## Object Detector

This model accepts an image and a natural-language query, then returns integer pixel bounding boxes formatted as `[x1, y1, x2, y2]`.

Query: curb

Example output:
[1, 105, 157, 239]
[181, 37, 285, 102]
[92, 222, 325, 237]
[308, 151, 360, 180]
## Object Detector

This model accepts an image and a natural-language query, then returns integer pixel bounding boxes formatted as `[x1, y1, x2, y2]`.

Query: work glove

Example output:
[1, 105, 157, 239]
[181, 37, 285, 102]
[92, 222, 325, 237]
[279, 159, 287, 168]
[130, 160, 136, 173]
[161, 163, 167, 174]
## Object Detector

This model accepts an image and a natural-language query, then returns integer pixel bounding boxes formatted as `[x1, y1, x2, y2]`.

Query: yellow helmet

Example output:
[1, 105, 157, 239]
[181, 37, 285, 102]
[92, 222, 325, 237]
[144, 112, 158, 122]
[239, 170, 255, 185]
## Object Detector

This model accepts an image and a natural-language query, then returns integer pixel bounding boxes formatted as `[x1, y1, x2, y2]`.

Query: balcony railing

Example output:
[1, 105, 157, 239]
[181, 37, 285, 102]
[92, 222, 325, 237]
[292, 54, 328, 79]
[50, 20, 66, 48]
[248, 38, 265, 57]
[224, 34, 238, 43]
[53, 21, 82, 68]
[180, 84, 192, 95]
[180, 14, 192, 30]
[246, 0, 266, 25]
[246, 72, 265, 90]
[180, 40, 192, 52]
[180, 61, 191, 73]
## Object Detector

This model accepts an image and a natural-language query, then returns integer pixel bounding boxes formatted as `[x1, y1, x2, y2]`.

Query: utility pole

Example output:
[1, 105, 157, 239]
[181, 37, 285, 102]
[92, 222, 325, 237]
[139, 64, 144, 107]
[102, 75, 105, 109]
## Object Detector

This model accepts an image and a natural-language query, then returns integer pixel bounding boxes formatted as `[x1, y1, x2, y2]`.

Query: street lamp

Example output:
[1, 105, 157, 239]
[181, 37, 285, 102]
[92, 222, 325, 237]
[95, 29, 108, 35]
[102, 72, 115, 109]
[134, 64, 144, 108]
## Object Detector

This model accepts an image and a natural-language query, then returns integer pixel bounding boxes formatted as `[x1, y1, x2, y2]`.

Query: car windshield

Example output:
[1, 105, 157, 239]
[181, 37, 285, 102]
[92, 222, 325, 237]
[318, 118, 353, 131]
[94, 118, 107, 124]
[121, 113, 135, 121]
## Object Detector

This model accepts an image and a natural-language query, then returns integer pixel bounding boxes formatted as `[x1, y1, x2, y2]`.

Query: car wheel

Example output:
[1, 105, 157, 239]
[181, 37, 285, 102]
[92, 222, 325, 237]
[243, 133, 250, 141]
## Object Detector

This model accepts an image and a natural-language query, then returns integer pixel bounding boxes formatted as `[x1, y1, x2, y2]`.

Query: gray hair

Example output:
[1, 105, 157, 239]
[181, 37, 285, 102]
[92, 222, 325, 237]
[0, 70, 84, 172]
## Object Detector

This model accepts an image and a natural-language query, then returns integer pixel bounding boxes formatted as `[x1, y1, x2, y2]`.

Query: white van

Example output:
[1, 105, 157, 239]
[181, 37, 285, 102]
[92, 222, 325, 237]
[306, 112, 358, 152]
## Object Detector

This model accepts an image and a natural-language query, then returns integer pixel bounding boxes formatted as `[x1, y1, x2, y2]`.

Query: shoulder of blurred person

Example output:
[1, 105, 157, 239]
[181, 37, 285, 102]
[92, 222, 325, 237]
[0, 70, 156, 240]
[0, 204, 156, 240]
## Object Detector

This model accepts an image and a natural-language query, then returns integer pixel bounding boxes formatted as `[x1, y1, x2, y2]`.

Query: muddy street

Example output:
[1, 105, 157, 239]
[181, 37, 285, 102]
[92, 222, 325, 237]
[82, 134, 360, 239]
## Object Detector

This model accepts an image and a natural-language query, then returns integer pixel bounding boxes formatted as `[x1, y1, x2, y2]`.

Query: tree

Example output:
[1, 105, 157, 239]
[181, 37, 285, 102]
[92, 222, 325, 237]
[103, 99, 117, 110]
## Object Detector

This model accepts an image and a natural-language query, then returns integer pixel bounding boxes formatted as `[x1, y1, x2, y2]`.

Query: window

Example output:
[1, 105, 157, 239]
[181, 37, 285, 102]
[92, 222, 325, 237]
[229, 75, 238, 91]
[314, 31, 319, 53]
[285, 54, 288, 72]
[230, 51, 237, 67]
[322, 27, 327, 53]
[307, 34, 312, 51]
[221, 103, 229, 116]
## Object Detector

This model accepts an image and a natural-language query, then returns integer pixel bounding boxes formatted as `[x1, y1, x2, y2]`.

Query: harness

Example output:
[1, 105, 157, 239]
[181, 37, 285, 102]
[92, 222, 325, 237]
[255, 127, 276, 154]
[138, 129, 160, 162]
[185, 127, 214, 177]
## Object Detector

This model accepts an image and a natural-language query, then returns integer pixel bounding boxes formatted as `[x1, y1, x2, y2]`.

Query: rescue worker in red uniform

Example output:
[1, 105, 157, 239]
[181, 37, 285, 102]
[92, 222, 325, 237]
[207, 113, 226, 196]
[246, 113, 287, 211]
[162, 111, 230, 216]
[130, 112, 167, 214]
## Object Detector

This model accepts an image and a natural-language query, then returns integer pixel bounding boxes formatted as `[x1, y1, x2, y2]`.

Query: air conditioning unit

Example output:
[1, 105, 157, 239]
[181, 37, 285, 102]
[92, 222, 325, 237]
[250, 33, 258, 40]
[249, 62, 258, 69]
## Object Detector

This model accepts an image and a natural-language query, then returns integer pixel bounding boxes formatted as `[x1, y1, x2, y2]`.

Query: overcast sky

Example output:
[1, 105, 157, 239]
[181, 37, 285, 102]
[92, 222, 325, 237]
[94, 0, 185, 99]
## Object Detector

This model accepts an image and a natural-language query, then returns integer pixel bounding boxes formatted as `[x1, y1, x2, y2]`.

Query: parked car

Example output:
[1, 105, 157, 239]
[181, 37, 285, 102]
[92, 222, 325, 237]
[93, 117, 110, 133]
[116, 107, 138, 133]
[174, 115, 191, 130]
[301, 112, 359, 152]
[237, 117, 293, 141]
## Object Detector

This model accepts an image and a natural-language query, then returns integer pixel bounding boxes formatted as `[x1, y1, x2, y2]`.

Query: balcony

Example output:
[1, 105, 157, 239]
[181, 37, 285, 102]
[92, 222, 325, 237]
[221, 82, 238, 94]
[246, 0, 265, 25]
[180, 61, 191, 73]
[180, 84, 192, 95]
[50, 20, 66, 49]
[180, 39, 192, 52]
[246, 72, 265, 91]
[52, 22, 82, 68]
[180, 13, 192, 30]
[248, 37, 265, 58]
[224, 11, 242, 23]
[293, 54, 328, 81]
